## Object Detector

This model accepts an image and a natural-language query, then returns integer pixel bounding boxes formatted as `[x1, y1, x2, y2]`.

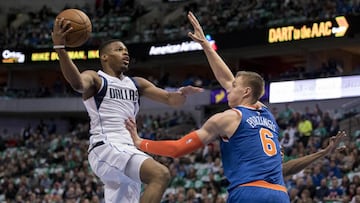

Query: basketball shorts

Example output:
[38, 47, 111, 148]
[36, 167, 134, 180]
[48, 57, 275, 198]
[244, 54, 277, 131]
[88, 142, 151, 203]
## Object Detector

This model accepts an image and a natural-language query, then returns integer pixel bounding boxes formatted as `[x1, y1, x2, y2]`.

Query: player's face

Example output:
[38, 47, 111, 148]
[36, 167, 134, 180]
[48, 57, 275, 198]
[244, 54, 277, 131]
[106, 42, 130, 72]
[227, 76, 249, 108]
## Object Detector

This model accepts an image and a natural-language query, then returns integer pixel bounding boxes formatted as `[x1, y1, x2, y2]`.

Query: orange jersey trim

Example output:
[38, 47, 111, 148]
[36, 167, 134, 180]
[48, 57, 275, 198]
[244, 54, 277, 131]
[239, 180, 287, 193]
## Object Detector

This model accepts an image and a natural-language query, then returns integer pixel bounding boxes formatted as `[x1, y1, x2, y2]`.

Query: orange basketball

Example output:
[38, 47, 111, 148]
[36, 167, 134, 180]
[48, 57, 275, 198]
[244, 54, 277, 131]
[55, 9, 92, 47]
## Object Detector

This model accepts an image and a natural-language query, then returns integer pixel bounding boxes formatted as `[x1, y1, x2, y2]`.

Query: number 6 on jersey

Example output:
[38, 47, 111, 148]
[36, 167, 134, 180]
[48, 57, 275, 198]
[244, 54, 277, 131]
[260, 128, 277, 156]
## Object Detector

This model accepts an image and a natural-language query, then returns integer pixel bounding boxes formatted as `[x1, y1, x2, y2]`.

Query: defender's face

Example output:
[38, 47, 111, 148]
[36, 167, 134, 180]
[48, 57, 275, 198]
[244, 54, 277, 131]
[227, 77, 248, 108]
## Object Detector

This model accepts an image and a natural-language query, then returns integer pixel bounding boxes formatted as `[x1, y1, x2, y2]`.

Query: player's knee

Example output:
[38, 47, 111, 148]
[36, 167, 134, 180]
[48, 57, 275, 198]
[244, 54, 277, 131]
[153, 164, 171, 185]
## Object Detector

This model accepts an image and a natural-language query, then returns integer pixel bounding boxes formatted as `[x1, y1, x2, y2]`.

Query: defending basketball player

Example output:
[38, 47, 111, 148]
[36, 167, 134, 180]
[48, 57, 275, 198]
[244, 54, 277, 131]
[185, 11, 347, 177]
[52, 17, 202, 203]
[125, 69, 289, 202]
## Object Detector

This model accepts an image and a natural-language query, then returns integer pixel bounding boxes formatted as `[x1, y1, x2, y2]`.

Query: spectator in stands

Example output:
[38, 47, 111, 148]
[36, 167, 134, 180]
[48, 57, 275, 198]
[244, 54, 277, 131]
[347, 183, 358, 202]
[322, 111, 333, 132]
[280, 131, 296, 155]
[311, 164, 325, 187]
[327, 159, 343, 178]
[298, 115, 313, 147]
[314, 178, 330, 202]
[279, 103, 295, 127]
[324, 176, 344, 202]
[289, 187, 300, 203]
[313, 121, 327, 138]
[329, 119, 340, 137]
[298, 188, 314, 203]
[303, 175, 316, 199]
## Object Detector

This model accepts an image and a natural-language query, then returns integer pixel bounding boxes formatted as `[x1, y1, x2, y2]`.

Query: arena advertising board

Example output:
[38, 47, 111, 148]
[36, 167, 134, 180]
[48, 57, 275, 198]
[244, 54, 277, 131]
[1, 15, 359, 64]
[1, 49, 25, 64]
[148, 34, 217, 56]
[0, 49, 99, 64]
[30, 50, 99, 62]
[269, 75, 360, 103]
[268, 16, 349, 43]
[0, 36, 217, 64]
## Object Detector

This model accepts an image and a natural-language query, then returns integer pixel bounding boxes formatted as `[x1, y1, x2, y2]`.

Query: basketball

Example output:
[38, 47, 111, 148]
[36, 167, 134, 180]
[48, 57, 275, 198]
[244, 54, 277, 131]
[55, 9, 92, 47]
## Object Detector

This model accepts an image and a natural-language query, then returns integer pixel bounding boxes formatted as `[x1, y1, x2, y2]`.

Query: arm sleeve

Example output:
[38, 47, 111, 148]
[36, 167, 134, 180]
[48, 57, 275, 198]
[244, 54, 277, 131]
[139, 131, 204, 158]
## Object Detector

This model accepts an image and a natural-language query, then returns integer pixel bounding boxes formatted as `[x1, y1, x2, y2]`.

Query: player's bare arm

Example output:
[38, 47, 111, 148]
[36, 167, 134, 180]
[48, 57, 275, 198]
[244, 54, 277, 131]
[133, 77, 203, 107]
[282, 131, 346, 177]
[52, 18, 101, 95]
[79, 71, 102, 99]
[187, 11, 234, 90]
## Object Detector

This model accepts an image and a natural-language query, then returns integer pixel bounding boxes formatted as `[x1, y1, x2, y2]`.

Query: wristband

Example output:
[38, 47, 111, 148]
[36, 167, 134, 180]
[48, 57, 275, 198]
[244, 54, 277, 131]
[53, 45, 65, 49]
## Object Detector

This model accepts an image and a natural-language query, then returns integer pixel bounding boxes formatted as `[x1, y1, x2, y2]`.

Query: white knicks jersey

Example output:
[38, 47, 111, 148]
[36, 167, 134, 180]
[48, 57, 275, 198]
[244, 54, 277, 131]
[83, 70, 140, 145]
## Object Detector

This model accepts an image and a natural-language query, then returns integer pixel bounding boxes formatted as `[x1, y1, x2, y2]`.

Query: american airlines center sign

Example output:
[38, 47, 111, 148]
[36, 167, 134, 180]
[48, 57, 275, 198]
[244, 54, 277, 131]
[148, 35, 217, 55]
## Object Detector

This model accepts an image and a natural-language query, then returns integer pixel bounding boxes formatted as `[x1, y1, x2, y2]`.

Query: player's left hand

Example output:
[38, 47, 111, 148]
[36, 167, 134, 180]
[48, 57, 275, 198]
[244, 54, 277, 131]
[324, 131, 347, 154]
[52, 18, 73, 45]
[187, 11, 207, 44]
[178, 85, 204, 96]
[125, 118, 143, 148]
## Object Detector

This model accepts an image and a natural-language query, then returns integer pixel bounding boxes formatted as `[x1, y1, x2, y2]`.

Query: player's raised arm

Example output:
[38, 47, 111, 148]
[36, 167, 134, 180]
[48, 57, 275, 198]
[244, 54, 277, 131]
[187, 11, 234, 91]
[282, 131, 346, 177]
[133, 77, 203, 107]
[52, 18, 99, 94]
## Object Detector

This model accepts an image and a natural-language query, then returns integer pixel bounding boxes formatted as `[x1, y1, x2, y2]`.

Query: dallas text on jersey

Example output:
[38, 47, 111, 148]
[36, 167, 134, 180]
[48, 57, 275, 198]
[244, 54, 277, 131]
[109, 87, 139, 102]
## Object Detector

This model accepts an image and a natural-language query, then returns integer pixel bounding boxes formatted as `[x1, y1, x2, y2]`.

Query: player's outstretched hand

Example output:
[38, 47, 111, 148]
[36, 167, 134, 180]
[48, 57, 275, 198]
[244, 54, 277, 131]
[324, 131, 347, 154]
[52, 18, 73, 45]
[178, 85, 204, 96]
[125, 118, 143, 148]
[187, 11, 207, 44]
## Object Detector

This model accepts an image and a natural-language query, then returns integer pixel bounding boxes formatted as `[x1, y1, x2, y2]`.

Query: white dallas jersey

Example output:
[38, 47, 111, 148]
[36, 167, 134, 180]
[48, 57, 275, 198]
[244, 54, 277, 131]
[83, 70, 140, 145]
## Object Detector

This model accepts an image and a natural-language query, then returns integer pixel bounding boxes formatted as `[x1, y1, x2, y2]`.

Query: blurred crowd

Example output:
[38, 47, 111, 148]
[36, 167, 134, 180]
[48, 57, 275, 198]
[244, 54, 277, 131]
[1, 103, 360, 202]
[275, 103, 360, 203]
[1, 0, 360, 49]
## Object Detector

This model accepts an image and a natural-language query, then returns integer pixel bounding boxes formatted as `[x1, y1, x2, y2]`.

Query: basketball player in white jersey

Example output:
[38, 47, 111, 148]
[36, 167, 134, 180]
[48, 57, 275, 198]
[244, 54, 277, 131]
[52, 18, 203, 203]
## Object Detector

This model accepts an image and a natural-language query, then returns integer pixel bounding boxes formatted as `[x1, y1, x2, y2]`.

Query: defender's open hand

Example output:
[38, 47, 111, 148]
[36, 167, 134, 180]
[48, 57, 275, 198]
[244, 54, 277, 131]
[125, 118, 143, 148]
[187, 11, 207, 44]
[324, 131, 347, 154]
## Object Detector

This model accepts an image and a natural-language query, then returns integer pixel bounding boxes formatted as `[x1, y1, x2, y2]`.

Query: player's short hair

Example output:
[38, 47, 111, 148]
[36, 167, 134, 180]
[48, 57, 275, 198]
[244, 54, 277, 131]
[235, 71, 265, 101]
[99, 39, 122, 56]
